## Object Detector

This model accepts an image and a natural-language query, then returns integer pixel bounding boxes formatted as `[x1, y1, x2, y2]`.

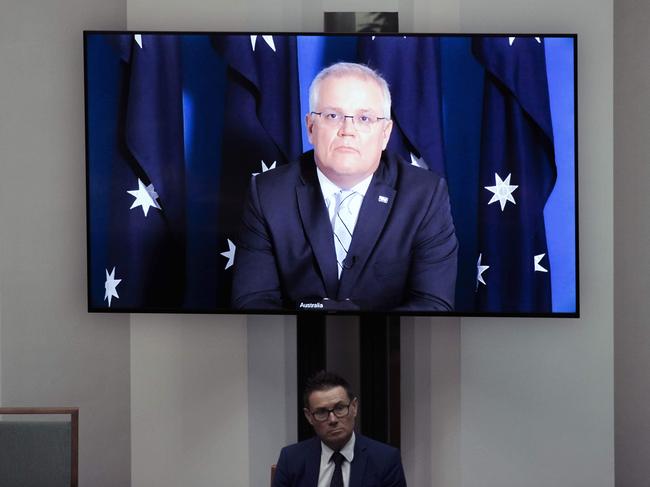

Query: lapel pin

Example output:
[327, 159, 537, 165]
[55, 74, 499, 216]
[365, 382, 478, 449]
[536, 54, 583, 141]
[378, 195, 389, 204]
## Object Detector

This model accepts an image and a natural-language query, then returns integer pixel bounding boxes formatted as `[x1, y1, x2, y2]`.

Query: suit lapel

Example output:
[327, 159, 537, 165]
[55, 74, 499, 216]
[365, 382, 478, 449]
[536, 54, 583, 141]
[349, 435, 368, 487]
[296, 156, 339, 298]
[337, 179, 396, 299]
[304, 437, 321, 486]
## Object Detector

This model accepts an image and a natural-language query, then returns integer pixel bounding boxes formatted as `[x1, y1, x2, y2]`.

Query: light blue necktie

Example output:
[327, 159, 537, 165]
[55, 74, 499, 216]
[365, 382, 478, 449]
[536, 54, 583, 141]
[332, 190, 359, 278]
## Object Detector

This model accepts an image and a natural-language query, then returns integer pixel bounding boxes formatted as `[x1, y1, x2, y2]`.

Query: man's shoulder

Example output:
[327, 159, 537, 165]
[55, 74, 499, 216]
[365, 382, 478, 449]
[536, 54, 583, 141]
[279, 434, 399, 460]
[254, 160, 302, 187]
[381, 152, 445, 190]
[356, 435, 406, 485]
[254, 151, 315, 188]
[356, 434, 400, 456]
[279, 435, 321, 458]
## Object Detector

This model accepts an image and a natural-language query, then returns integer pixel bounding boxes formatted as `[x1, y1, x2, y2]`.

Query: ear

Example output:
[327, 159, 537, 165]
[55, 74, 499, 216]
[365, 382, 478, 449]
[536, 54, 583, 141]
[381, 119, 393, 150]
[303, 408, 314, 427]
[306, 113, 315, 144]
[349, 397, 359, 419]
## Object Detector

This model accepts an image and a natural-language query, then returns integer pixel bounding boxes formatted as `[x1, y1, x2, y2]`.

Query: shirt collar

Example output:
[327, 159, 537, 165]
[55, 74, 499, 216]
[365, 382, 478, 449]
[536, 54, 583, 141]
[320, 431, 356, 464]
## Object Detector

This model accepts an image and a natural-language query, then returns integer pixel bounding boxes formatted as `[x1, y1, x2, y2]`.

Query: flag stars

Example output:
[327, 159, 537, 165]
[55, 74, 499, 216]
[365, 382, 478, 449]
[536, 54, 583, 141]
[250, 35, 276, 52]
[104, 267, 122, 307]
[253, 160, 276, 176]
[476, 253, 490, 289]
[534, 253, 548, 273]
[485, 172, 518, 211]
[220, 239, 236, 269]
[410, 153, 428, 169]
[508, 36, 541, 46]
[127, 178, 161, 217]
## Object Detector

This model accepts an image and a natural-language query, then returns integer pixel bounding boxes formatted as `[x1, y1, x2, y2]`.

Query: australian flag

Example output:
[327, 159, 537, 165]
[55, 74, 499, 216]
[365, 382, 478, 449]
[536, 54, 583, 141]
[357, 36, 446, 177]
[212, 34, 302, 305]
[472, 36, 557, 313]
[105, 34, 186, 309]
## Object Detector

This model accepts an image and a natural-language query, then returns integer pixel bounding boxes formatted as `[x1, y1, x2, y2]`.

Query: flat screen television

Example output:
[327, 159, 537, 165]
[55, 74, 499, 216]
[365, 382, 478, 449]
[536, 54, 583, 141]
[84, 31, 578, 316]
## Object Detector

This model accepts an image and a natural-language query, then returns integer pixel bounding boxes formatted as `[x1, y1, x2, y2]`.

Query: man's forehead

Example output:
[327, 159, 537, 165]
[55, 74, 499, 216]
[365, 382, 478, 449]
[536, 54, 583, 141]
[308, 386, 350, 407]
[318, 75, 383, 103]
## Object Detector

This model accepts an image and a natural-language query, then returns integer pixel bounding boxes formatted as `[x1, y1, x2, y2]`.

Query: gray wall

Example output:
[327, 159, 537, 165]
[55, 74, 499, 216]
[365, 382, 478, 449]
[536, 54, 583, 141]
[0, 0, 131, 486]
[402, 317, 461, 487]
[459, 0, 614, 486]
[247, 316, 297, 487]
[0, 0, 628, 486]
[614, 1, 650, 486]
[130, 315, 249, 487]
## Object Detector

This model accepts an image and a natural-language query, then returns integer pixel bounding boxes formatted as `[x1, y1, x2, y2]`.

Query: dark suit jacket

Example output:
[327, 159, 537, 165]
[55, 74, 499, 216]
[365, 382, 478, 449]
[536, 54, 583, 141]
[232, 151, 457, 311]
[272, 434, 407, 487]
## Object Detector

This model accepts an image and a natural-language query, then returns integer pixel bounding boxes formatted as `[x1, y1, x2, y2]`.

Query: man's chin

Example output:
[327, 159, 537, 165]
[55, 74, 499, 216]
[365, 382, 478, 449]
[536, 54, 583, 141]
[323, 163, 367, 185]
[323, 429, 350, 447]
[328, 428, 346, 437]
[329, 154, 362, 170]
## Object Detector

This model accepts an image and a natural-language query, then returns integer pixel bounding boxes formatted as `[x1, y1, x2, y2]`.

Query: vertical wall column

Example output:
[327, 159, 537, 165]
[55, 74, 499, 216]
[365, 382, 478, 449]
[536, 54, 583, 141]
[248, 315, 297, 487]
[401, 317, 461, 487]
[614, 1, 650, 485]
[359, 315, 401, 447]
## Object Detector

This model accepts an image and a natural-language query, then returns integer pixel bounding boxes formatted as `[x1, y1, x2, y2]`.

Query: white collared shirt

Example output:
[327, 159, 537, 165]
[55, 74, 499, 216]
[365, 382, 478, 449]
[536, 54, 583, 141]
[316, 168, 372, 229]
[317, 432, 356, 487]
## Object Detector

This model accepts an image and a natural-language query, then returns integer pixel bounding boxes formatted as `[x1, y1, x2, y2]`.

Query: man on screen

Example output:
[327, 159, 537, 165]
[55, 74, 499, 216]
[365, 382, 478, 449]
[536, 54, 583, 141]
[232, 62, 457, 311]
[272, 371, 407, 487]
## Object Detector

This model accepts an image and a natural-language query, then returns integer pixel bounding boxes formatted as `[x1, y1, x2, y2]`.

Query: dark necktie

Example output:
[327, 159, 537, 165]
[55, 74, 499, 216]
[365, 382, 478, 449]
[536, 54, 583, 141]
[329, 451, 345, 487]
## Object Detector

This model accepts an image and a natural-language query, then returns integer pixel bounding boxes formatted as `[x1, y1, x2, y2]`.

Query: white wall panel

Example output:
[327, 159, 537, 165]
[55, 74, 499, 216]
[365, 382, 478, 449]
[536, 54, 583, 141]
[130, 314, 248, 487]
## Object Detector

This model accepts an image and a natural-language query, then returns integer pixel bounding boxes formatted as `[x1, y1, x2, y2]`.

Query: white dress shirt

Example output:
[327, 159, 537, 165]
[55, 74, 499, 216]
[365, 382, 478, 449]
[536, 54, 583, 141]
[316, 168, 372, 230]
[317, 432, 356, 487]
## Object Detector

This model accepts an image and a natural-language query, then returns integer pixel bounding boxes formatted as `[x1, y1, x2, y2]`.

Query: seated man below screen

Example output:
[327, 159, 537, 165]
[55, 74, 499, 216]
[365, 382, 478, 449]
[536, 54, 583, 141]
[232, 62, 457, 312]
[272, 370, 407, 487]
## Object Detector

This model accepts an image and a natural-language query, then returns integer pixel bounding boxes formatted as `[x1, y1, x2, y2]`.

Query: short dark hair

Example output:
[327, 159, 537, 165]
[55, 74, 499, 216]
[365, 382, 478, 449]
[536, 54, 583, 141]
[303, 370, 356, 409]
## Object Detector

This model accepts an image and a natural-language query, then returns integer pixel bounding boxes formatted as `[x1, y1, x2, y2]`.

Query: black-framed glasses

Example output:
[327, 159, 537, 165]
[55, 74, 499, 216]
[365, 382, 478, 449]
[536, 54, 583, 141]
[309, 402, 352, 422]
[311, 111, 389, 133]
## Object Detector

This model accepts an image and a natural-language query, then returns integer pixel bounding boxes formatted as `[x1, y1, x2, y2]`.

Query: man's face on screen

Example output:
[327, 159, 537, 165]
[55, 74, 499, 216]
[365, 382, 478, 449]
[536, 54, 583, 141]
[304, 386, 358, 451]
[307, 75, 393, 189]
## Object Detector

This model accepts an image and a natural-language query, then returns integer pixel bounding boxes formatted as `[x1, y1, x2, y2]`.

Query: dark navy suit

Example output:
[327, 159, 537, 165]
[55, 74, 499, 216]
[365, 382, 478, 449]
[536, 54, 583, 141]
[272, 434, 407, 487]
[232, 151, 457, 311]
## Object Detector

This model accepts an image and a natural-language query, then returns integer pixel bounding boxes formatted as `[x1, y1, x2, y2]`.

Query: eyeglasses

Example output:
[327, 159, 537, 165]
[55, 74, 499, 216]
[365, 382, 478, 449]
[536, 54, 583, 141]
[311, 111, 389, 133]
[309, 402, 352, 422]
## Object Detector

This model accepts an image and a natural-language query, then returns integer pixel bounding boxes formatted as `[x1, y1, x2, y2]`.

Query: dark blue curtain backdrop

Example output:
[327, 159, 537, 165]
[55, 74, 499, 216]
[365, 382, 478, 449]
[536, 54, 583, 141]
[85, 33, 576, 313]
[212, 35, 303, 308]
[357, 36, 446, 177]
[473, 36, 557, 313]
